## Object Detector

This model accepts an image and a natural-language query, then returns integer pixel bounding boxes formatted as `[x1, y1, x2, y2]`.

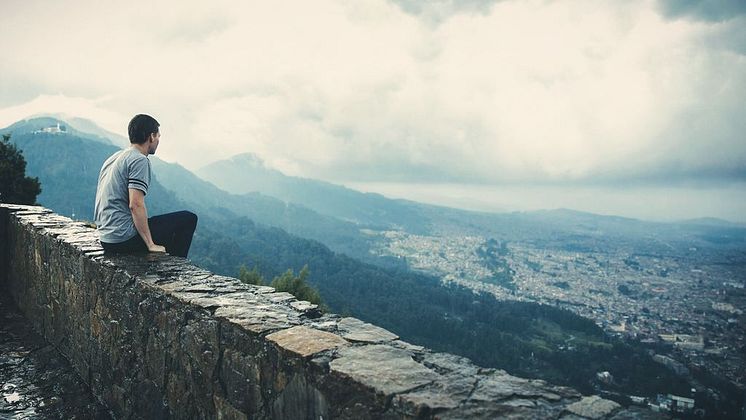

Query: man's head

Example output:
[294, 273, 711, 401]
[128, 114, 160, 154]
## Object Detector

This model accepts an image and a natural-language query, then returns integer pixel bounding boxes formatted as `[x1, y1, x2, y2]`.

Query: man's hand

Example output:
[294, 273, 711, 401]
[148, 243, 166, 253]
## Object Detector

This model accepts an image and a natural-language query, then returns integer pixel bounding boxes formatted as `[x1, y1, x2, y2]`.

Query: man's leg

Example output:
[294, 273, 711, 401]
[148, 211, 198, 258]
[100, 234, 147, 254]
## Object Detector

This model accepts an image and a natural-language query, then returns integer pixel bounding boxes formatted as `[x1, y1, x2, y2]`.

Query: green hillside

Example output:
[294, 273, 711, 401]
[5, 117, 741, 416]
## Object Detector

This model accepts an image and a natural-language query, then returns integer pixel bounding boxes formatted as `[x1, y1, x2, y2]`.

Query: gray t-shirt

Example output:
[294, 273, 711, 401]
[94, 148, 151, 243]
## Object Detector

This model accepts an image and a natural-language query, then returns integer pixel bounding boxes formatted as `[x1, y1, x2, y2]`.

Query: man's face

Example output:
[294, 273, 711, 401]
[148, 131, 160, 155]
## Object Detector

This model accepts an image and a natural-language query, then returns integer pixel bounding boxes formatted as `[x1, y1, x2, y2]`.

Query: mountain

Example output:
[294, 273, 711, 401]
[150, 158, 401, 268]
[680, 217, 744, 228]
[2, 116, 120, 148]
[29, 113, 130, 148]
[197, 153, 431, 233]
[61, 115, 130, 148]
[200, 154, 746, 255]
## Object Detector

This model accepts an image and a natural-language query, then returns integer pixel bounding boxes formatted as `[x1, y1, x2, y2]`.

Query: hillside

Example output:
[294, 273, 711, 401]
[198, 153, 430, 233]
[151, 158, 402, 268]
[1, 117, 717, 411]
[2, 117, 118, 147]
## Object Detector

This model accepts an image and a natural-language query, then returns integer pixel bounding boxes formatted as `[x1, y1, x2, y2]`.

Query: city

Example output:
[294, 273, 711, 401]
[370, 229, 746, 414]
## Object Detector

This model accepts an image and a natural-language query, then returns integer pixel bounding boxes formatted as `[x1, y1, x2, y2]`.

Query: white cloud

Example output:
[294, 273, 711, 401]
[1, 0, 744, 186]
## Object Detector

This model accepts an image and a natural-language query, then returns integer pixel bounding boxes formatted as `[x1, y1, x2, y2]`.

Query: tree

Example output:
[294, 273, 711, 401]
[270, 265, 324, 308]
[238, 263, 325, 309]
[238, 265, 266, 285]
[0, 134, 41, 205]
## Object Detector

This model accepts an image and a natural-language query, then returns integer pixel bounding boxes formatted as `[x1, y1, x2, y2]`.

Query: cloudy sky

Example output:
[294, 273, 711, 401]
[1, 0, 745, 221]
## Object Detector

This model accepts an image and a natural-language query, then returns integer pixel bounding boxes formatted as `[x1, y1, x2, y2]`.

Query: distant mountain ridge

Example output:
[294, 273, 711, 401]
[198, 153, 431, 233]
[680, 217, 745, 227]
[1, 116, 123, 148]
[59, 115, 130, 148]
[151, 157, 398, 267]
[197, 153, 746, 254]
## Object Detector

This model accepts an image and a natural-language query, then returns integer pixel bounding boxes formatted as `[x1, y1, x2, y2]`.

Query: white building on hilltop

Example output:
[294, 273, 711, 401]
[35, 123, 67, 134]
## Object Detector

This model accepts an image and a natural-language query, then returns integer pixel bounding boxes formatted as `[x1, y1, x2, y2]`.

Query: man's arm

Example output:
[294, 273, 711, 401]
[128, 188, 166, 253]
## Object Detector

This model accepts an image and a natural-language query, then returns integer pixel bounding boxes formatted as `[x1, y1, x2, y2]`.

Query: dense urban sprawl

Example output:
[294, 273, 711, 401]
[372, 230, 746, 413]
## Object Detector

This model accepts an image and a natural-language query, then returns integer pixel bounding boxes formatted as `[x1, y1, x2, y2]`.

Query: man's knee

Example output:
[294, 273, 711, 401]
[184, 211, 197, 228]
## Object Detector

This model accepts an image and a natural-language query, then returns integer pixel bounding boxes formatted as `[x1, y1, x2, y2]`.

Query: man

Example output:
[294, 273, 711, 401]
[94, 114, 197, 258]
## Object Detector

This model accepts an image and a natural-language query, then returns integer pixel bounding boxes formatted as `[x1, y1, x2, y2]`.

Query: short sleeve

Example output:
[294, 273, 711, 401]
[127, 156, 151, 195]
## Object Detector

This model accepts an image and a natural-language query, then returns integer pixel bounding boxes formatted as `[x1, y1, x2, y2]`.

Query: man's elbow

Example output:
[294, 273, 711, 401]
[129, 200, 143, 213]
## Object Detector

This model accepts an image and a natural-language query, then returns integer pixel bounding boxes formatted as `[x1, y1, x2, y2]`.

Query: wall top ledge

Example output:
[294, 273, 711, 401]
[1, 204, 653, 419]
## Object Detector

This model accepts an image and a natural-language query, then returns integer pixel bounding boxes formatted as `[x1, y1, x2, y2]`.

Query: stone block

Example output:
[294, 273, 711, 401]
[267, 326, 349, 358]
[330, 345, 439, 395]
[565, 395, 621, 419]
[338, 317, 399, 343]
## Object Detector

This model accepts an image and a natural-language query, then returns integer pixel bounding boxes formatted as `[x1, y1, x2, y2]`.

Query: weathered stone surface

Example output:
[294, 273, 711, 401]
[609, 406, 666, 419]
[0, 205, 650, 419]
[267, 291, 296, 303]
[437, 401, 562, 420]
[394, 376, 473, 414]
[189, 292, 260, 310]
[330, 345, 438, 395]
[392, 340, 426, 353]
[214, 394, 248, 420]
[565, 396, 622, 419]
[394, 354, 583, 419]
[338, 317, 399, 343]
[438, 379, 584, 419]
[470, 370, 567, 402]
[267, 326, 349, 358]
[393, 353, 478, 415]
[289, 300, 320, 316]
[422, 352, 479, 376]
[0, 293, 111, 419]
[271, 373, 328, 420]
[307, 316, 342, 332]
[215, 305, 301, 334]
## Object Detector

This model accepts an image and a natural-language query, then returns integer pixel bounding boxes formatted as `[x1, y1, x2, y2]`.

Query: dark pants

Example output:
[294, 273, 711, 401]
[100, 211, 198, 258]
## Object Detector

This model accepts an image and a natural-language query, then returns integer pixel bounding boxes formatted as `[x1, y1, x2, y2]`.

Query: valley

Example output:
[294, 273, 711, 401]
[4, 116, 746, 417]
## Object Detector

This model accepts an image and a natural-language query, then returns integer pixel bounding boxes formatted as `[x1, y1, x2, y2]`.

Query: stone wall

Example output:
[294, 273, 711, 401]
[0, 204, 640, 419]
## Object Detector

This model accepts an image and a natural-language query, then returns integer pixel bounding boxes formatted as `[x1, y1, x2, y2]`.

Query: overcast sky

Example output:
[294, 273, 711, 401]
[1, 0, 745, 221]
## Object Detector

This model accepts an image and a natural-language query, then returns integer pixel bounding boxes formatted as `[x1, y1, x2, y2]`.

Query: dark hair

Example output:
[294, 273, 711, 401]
[128, 114, 160, 144]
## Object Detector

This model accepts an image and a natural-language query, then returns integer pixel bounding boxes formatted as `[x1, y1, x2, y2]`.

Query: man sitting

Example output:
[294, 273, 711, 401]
[94, 114, 197, 258]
